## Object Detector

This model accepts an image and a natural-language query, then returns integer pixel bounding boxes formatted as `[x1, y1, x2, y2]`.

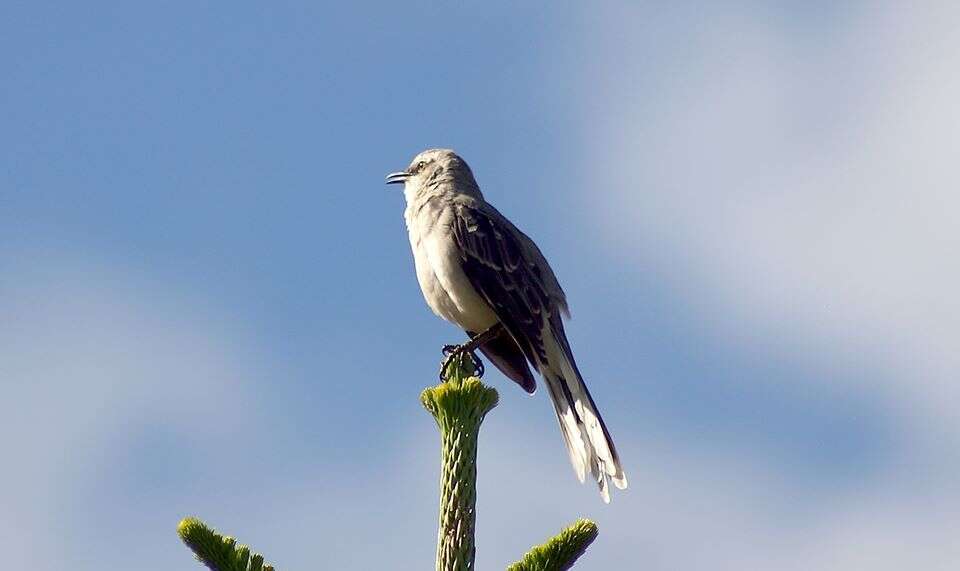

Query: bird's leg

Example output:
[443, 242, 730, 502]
[438, 322, 505, 381]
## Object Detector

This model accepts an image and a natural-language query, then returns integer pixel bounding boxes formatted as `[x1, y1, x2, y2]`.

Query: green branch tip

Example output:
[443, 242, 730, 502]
[177, 516, 275, 571]
[422, 351, 499, 571]
[420, 376, 499, 424]
[508, 519, 599, 571]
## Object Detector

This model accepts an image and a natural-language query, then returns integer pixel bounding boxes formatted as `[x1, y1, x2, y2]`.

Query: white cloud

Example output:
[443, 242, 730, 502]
[567, 2, 960, 568]
[481, 419, 960, 571]
[579, 2, 960, 430]
[0, 253, 264, 570]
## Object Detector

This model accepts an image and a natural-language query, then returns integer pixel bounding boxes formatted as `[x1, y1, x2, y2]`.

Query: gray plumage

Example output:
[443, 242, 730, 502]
[387, 148, 628, 502]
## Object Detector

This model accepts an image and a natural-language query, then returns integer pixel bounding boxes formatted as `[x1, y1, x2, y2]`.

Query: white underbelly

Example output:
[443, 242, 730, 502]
[409, 224, 498, 333]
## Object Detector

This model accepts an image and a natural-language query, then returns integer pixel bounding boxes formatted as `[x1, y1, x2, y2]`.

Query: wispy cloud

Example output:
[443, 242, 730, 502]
[567, 2, 960, 568]
[0, 253, 266, 569]
[580, 2, 959, 428]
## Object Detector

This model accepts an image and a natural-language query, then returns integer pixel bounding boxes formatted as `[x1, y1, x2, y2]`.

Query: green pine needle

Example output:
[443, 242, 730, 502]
[177, 517, 275, 571]
[508, 519, 599, 571]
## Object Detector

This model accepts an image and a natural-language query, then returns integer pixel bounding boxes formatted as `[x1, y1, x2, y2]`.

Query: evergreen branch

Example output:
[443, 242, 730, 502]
[177, 517, 275, 571]
[422, 352, 499, 570]
[507, 519, 599, 571]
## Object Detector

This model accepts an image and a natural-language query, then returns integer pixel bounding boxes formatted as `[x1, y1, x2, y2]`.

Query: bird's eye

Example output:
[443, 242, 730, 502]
[416, 161, 427, 172]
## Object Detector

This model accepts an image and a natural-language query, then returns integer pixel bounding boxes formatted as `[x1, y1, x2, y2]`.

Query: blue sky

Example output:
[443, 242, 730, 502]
[3, 2, 959, 569]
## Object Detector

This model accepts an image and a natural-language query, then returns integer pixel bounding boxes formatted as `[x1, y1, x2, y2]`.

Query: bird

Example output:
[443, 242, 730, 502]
[386, 148, 628, 502]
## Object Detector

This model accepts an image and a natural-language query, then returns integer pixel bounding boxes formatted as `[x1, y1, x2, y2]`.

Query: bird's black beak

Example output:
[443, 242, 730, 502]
[385, 171, 410, 185]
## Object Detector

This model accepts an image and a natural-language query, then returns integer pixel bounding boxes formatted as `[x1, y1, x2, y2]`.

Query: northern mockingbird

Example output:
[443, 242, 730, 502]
[387, 148, 628, 502]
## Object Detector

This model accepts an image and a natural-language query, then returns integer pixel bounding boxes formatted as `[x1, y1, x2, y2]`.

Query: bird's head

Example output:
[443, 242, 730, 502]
[386, 148, 481, 198]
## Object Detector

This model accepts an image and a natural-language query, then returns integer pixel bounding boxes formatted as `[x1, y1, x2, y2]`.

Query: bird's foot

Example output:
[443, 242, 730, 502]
[442, 344, 459, 357]
[439, 344, 485, 381]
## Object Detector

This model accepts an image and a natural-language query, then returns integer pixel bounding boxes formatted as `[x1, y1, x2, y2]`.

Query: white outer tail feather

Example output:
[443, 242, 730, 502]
[541, 335, 628, 503]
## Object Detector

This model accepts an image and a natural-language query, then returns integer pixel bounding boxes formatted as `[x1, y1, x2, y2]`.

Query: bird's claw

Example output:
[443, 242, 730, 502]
[442, 344, 459, 357]
[439, 345, 485, 381]
[470, 351, 485, 378]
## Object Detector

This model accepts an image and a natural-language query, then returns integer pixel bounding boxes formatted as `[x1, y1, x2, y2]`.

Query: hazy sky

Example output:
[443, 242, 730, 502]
[3, 2, 958, 569]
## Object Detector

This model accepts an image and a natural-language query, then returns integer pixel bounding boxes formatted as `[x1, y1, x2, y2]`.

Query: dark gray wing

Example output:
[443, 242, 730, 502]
[451, 200, 564, 370]
[454, 199, 628, 500]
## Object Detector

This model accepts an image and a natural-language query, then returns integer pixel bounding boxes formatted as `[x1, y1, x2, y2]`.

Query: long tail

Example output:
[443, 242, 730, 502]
[540, 332, 627, 503]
